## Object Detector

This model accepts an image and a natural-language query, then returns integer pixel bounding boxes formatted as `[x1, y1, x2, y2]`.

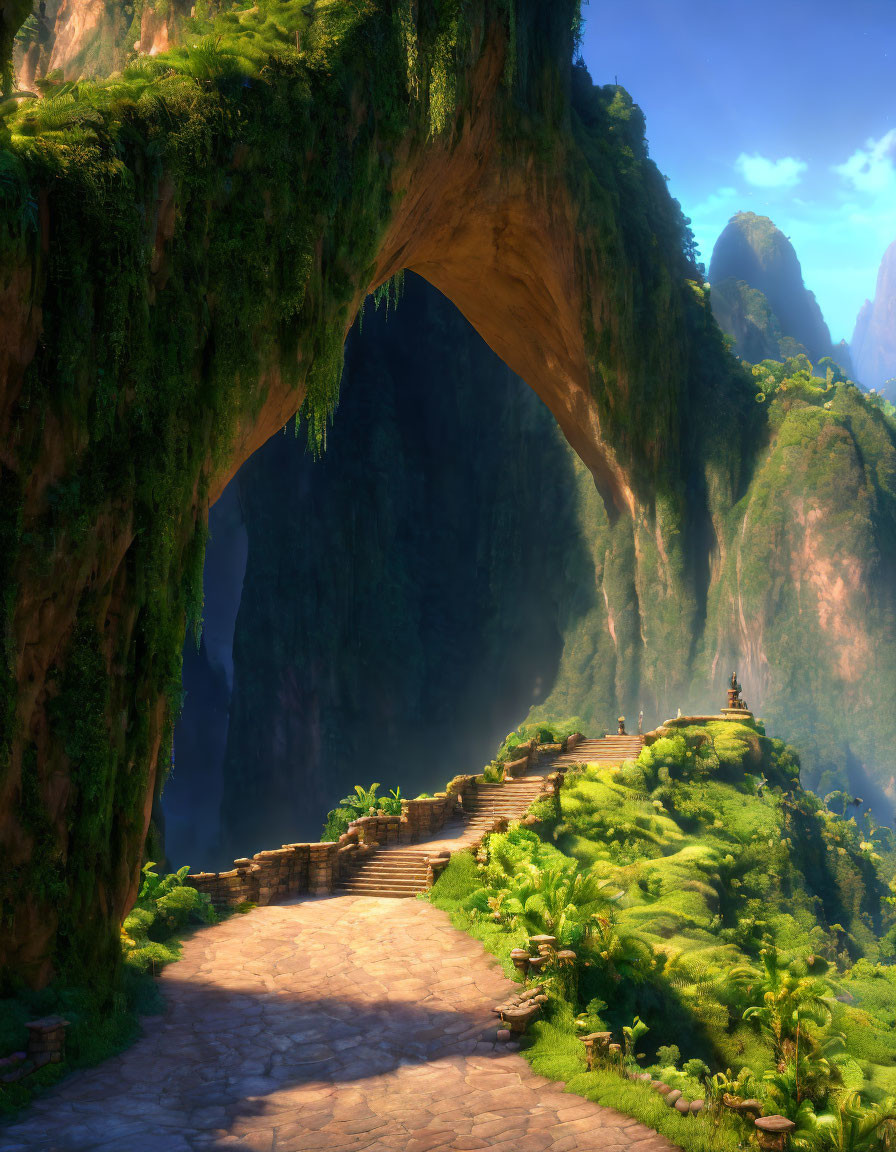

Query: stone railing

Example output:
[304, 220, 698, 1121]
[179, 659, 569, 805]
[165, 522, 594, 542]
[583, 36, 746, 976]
[186, 739, 575, 911]
[186, 773, 479, 910]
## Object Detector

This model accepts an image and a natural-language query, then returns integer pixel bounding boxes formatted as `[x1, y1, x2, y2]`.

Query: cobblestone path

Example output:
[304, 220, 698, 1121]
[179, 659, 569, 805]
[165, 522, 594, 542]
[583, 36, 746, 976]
[1, 897, 676, 1152]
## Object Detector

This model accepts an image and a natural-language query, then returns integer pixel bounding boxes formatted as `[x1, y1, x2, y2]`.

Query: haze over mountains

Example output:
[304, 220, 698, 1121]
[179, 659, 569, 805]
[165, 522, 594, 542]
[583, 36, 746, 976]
[708, 211, 853, 375]
[852, 240, 896, 400]
[708, 211, 895, 402]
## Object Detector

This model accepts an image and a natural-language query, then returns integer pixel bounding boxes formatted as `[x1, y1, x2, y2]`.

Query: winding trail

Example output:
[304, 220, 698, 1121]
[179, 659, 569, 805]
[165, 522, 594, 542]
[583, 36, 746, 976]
[1, 737, 671, 1151]
[1, 897, 675, 1152]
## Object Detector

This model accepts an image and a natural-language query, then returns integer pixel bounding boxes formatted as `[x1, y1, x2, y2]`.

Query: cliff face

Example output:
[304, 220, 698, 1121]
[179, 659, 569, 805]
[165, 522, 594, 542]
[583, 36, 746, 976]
[168, 279, 896, 874]
[2, 0, 735, 989]
[162, 481, 245, 870]
[698, 366, 896, 799]
[851, 241, 896, 399]
[709, 212, 836, 365]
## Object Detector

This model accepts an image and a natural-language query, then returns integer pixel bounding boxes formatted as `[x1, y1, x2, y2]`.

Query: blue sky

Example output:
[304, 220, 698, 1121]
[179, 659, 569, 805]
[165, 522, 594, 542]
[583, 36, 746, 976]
[580, 0, 896, 342]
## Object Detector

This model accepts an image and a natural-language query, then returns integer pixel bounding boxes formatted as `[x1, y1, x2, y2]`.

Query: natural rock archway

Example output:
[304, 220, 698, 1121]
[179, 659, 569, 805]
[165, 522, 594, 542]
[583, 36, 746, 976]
[0, 0, 751, 990]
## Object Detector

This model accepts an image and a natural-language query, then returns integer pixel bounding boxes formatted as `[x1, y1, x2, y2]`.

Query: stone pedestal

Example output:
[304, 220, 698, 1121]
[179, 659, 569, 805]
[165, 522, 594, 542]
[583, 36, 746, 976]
[579, 1031, 611, 1071]
[25, 1016, 69, 1066]
[308, 843, 337, 895]
[755, 1116, 796, 1151]
[720, 708, 755, 722]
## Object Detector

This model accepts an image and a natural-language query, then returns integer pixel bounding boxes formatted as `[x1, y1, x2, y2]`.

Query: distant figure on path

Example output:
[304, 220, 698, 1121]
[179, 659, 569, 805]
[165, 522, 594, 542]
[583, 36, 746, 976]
[617, 716, 627, 736]
[638, 709, 644, 735]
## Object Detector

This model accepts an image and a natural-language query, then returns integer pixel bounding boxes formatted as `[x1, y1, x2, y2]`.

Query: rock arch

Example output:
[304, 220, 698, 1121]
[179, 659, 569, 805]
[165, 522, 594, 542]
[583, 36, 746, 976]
[0, 0, 741, 988]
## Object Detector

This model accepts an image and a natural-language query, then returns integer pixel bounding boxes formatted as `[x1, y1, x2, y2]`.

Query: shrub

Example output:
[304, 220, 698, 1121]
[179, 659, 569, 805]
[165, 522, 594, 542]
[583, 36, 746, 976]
[321, 782, 403, 839]
[121, 862, 216, 973]
[656, 1044, 681, 1068]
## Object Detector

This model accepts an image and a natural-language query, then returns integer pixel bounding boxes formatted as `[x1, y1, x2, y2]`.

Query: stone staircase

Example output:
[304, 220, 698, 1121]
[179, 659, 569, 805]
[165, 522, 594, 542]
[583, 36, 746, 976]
[337, 774, 552, 899]
[461, 776, 549, 835]
[337, 735, 644, 899]
[551, 735, 643, 768]
[338, 848, 434, 899]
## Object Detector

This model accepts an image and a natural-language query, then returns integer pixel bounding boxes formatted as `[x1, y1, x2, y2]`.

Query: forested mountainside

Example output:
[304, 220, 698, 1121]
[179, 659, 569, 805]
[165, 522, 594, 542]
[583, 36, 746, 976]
[169, 274, 896, 871]
[708, 211, 852, 375]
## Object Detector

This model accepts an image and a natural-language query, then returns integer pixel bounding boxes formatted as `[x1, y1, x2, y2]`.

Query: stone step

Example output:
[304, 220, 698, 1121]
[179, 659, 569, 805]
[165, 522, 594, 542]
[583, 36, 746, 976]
[338, 888, 421, 898]
[340, 870, 428, 880]
[473, 784, 545, 790]
[338, 883, 425, 897]
[466, 808, 541, 814]
[347, 868, 430, 879]
[365, 852, 432, 860]
[469, 798, 543, 806]
[467, 793, 545, 802]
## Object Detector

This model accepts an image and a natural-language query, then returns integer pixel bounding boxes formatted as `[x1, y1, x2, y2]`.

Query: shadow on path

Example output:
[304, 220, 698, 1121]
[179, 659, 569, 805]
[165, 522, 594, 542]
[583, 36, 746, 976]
[0, 897, 676, 1152]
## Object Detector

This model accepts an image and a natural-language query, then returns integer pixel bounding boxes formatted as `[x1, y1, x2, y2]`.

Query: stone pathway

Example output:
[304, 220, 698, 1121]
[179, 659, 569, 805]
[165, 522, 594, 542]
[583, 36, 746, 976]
[0, 897, 676, 1152]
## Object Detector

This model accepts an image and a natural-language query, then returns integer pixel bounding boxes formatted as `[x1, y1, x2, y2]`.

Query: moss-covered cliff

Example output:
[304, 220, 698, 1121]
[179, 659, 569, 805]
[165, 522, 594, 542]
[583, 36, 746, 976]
[1, 0, 747, 991]
[198, 276, 577, 858]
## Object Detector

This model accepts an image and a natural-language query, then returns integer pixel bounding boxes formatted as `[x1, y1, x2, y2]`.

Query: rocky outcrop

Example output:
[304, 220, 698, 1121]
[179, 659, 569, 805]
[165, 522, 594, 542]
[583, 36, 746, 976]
[1, 0, 733, 989]
[709, 212, 836, 365]
[851, 240, 896, 399]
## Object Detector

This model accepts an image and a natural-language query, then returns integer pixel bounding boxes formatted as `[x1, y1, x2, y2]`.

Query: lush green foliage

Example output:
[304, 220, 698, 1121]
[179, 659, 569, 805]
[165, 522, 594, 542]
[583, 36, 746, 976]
[494, 716, 584, 763]
[321, 782, 403, 841]
[0, 862, 216, 1116]
[430, 720, 896, 1149]
[120, 861, 216, 974]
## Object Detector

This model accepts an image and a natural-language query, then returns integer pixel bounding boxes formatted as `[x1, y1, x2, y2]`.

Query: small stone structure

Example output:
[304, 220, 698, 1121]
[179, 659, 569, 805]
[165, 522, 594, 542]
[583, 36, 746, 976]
[755, 1115, 796, 1151]
[25, 1017, 69, 1066]
[0, 1016, 70, 1082]
[580, 1031, 611, 1070]
[721, 670, 753, 720]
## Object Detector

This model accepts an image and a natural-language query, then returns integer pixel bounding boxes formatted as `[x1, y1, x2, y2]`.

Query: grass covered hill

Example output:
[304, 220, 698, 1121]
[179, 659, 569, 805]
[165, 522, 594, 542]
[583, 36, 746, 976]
[430, 719, 896, 1150]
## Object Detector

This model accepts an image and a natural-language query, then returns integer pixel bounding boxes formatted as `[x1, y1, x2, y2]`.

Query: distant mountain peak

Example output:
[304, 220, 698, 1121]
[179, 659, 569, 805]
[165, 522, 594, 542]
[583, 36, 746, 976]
[708, 211, 836, 367]
[851, 241, 896, 399]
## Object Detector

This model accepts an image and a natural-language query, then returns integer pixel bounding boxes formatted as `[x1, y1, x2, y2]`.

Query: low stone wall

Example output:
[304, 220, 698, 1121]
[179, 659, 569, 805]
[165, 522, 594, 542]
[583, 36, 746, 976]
[186, 745, 571, 911]
[187, 772, 482, 909]
[187, 840, 340, 908]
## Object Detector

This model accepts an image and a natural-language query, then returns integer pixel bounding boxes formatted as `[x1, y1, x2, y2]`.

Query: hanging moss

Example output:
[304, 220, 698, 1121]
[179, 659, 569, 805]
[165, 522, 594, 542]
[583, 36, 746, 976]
[0, 0, 849, 1004]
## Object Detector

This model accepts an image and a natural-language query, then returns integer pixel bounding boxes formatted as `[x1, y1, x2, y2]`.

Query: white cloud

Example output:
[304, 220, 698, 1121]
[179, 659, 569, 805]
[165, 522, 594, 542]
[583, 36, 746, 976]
[834, 129, 896, 194]
[735, 152, 807, 188]
[690, 185, 739, 216]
